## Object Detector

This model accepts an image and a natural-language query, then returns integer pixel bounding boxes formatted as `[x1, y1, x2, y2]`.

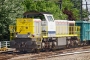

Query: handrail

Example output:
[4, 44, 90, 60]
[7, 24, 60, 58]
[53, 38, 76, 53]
[9, 25, 80, 38]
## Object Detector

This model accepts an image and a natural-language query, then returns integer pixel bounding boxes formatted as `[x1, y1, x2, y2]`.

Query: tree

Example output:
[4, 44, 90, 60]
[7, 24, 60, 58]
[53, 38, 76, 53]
[23, 0, 82, 20]
[22, 0, 67, 20]
[71, 0, 89, 20]
[0, 0, 24, 40]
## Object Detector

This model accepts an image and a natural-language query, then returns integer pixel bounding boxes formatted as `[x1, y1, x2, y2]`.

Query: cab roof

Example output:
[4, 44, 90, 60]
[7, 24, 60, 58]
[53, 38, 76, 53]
[23, 11, 52, 18]
[23, 11, 51, 16]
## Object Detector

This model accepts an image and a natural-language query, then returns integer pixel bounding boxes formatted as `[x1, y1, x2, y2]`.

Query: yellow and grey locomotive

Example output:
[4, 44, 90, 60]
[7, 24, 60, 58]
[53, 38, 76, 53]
[10, 11, 80, 52]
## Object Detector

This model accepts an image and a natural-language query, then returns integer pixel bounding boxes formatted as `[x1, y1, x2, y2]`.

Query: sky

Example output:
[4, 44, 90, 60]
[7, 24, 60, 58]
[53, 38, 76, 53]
[83, 0, 90, 12]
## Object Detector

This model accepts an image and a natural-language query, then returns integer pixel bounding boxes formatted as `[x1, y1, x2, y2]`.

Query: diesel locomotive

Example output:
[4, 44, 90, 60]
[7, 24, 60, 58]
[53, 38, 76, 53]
[9, 11, 82, 52]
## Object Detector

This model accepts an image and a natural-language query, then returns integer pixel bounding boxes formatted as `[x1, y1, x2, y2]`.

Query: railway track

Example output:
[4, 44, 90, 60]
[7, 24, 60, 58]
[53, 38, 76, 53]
[0, 46, 90, 60]
[29, 46, 90, 60]
[0, 52, 17, 60]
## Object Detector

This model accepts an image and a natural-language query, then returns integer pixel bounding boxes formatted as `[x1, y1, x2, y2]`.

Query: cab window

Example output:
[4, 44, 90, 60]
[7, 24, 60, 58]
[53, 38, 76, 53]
[47, 16, 54, 22]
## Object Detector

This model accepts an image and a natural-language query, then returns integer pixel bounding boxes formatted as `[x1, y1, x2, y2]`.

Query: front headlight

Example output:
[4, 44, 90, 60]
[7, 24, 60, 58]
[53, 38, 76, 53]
[15, 32, 18, 37]
[16, 35, 17, 37]
[28, 35, 30, 37]
[27, 32, 30, 37]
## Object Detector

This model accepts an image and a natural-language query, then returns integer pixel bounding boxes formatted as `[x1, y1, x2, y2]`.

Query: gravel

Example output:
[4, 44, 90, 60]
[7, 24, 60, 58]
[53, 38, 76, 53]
[43, 53, 90, 60]
[8, 52, 90, 60]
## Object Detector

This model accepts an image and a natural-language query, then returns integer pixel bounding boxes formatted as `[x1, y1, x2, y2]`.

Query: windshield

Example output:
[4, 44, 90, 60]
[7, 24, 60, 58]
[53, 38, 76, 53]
[47, 16, 54, 22]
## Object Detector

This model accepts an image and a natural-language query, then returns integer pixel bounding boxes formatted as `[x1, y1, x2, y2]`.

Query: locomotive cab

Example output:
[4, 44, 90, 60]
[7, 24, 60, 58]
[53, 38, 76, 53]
[23, 11, 56, 37]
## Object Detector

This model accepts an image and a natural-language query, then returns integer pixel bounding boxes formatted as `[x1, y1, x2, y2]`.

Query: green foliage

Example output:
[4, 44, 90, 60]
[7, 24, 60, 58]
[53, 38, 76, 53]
[72, 8, 80, 20]
[62, 0, 74, 10]
[82, 9, 89, 18]
[22, 0, 67, 20]
[0, 0, 24, 40]
[71, 0, 89, 20]
[61, 0, 80, 20]
[22, 0, 82, 20]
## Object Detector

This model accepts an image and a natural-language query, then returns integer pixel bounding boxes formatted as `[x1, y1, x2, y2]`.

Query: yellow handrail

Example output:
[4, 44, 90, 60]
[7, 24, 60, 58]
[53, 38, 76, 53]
[9, 25, 80, 39]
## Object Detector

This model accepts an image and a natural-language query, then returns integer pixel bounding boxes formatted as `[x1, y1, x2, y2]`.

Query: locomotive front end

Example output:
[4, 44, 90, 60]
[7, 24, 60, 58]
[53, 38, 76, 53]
[10, 18, 42, 52]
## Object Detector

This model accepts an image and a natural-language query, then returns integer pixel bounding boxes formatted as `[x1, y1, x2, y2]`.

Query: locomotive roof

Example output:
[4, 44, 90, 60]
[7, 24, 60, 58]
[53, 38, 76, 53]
[23, 11, 51, 16]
